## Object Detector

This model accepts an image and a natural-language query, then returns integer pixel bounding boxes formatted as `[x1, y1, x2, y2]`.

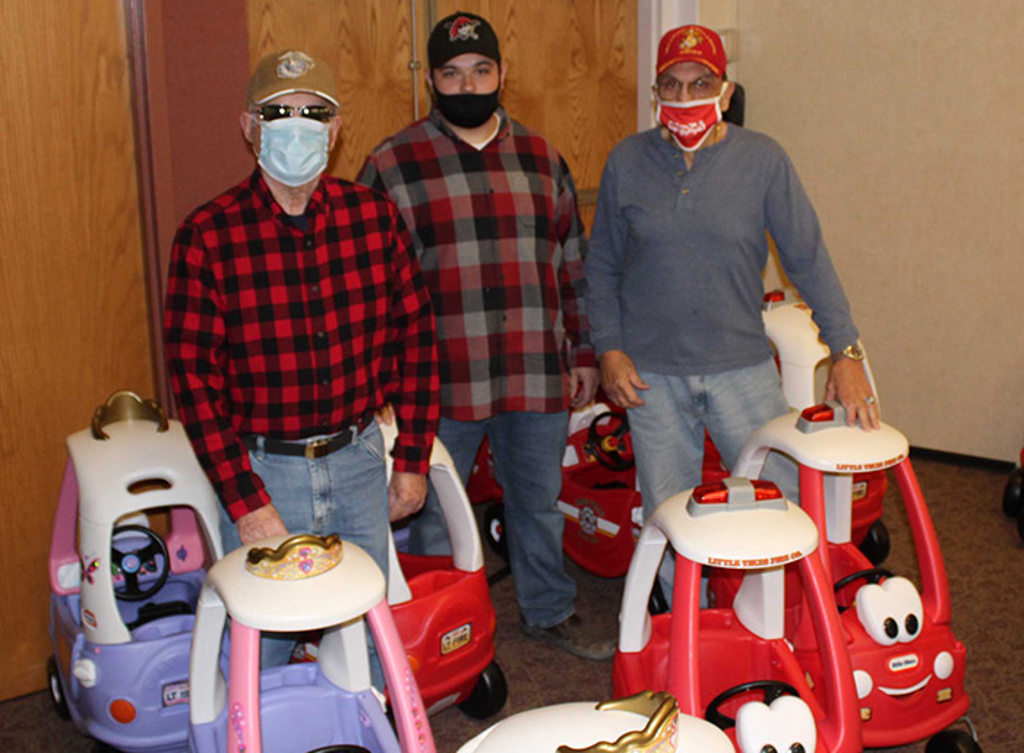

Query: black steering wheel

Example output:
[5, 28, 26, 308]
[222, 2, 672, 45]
[705, 680, 802, 730]
[833, 567, 894, 611]
[584, 410, 633, 471]
[111, 524, 170, 602]
[306, 746, 371, 753]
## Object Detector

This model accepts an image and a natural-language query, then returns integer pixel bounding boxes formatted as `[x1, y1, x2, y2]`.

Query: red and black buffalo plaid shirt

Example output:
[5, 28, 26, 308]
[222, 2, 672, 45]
[164, 170, 439, 521]
[357, 108, 594, 421]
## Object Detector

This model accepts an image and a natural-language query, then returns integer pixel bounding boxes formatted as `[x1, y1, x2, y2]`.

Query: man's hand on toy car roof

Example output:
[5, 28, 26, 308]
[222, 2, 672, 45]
[389, 471, 428, 522]
[236, 503, 289, 545]
[598, 350, 650, 409]
[825, 358, 880, 431]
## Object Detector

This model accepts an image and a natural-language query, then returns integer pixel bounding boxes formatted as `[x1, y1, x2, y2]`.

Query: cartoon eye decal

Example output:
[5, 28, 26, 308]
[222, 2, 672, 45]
[736, 696, 816, 753]
[854, 575, 924, 646]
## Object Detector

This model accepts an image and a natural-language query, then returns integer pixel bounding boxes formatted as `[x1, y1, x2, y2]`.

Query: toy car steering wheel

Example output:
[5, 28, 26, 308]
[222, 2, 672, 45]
[584, 410, 633, 471]
[833, 567, 894, 612]
[705, 680, 801, 730]
[111, 524, 170, 602]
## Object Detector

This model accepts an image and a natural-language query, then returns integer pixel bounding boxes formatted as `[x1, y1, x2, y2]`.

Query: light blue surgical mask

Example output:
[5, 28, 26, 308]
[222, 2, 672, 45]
[257, 117, 330, 187]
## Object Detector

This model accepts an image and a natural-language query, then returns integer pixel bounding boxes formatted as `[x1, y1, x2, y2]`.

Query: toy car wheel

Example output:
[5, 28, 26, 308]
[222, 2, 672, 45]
[925, 728, 982, 753]
[857, 519, 891, 565]
[1002, 467, 1023, 517]
[46, 656, 70, 720]
[483, 503, 508, 561]
[457, 660, 508, 719]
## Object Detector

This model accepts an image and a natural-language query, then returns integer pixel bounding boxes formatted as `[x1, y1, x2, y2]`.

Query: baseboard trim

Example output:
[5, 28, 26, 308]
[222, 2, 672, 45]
[909, 446, 1015, 473]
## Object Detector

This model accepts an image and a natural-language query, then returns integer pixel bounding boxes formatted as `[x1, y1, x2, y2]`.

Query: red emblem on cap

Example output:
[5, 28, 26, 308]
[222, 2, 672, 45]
[448, 16, 481, 42]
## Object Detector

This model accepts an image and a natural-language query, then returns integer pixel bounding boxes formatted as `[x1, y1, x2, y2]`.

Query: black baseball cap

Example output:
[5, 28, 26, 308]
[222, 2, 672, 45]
[427, 11, 501, 68]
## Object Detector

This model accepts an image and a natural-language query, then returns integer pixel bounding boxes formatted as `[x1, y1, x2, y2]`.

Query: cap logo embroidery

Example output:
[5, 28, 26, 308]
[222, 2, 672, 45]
[276, 50, 315, 80]
[447, 16, 481, 42]
[679, 28, 704, 52]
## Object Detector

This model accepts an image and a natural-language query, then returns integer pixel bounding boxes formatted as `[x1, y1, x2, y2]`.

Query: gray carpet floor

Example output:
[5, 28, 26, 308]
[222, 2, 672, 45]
[3, 455, 1019, 752]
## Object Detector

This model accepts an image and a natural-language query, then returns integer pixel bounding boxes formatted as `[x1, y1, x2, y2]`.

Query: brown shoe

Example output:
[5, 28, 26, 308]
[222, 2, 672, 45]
[520, 614, 616, 660]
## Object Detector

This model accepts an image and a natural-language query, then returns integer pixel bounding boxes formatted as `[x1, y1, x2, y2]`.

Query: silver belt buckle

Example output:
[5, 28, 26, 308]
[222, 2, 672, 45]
[305, 437, 330, 459]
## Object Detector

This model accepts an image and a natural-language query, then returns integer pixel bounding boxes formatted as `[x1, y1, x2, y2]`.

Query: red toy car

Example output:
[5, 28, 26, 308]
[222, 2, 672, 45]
[731, 402, 980, 751]
[614, 477, 861, 753]
[381, 424, 506, 719]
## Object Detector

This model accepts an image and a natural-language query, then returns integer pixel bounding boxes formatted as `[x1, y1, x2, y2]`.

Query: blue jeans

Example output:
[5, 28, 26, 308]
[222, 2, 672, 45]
[628, 359, 797, 601]
[217, 420, 390, 671]
[407, 411, 576, 628]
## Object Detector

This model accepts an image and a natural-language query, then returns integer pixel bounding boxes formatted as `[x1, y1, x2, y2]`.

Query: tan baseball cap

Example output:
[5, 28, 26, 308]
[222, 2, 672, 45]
[247, 50, 339, 106]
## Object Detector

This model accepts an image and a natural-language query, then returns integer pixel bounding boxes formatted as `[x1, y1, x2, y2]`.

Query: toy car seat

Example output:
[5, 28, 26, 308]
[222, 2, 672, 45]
[189, 533, 434, 753]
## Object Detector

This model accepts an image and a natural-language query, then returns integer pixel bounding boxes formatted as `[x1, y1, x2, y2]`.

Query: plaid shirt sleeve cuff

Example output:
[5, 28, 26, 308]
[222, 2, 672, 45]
[568, 344, 597, 369]
[391, 439, 434, 476]
[220, 475, 273, 523]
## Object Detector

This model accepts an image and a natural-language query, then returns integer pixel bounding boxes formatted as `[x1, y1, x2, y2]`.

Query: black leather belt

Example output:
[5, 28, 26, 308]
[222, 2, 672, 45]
[244, 412, 375, 460]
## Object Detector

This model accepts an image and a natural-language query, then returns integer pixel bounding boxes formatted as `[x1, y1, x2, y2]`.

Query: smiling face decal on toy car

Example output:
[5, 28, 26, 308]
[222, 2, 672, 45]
[735, 695, 816, 753]
[852, 575, 949, 699]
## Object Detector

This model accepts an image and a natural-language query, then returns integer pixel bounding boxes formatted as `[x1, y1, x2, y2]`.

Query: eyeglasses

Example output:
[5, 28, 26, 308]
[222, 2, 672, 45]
[653, 75, 723, 101]
[252, 103, 337, 123]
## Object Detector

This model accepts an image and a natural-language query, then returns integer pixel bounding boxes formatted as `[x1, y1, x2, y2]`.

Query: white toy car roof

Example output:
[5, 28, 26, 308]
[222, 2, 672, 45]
[734, 403, 909, 478]
[650, 478, 818, 568]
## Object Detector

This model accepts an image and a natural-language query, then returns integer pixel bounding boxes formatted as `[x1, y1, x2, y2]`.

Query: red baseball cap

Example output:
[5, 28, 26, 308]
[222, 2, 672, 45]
[656, 25, 726, 78]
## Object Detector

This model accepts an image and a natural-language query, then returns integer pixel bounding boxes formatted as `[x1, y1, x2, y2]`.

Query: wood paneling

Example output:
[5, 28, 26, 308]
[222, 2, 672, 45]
[0, 0, 152, 699]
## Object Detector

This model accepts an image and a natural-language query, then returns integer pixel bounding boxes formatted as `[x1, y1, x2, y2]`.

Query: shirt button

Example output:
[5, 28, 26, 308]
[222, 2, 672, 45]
[677, 171, 685, 177]
[311, 284, 320, 294]
[316, 331, 326, 340]
[682, 188, 690, 194]
[304, 237, 314, 250]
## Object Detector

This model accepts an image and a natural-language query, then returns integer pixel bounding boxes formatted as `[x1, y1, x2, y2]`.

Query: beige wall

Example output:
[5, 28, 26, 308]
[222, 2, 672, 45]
[702, 0, 1023, 461]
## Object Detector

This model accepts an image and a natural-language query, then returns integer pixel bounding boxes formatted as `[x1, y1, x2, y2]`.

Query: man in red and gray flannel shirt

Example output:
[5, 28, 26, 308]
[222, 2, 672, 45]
[164, 50, 439, 584]
[358, 12, 611, 660]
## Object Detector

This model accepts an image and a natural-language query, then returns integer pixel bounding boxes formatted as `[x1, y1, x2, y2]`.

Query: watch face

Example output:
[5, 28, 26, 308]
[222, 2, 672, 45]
[843, 344, 865, 360]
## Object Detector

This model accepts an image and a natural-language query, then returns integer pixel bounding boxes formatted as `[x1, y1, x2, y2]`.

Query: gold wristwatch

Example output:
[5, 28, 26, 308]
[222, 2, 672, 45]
[834, 343, 865, 361]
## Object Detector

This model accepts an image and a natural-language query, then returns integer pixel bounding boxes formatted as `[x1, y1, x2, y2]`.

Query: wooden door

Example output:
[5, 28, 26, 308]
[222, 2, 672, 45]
[0, 0, 153, 700]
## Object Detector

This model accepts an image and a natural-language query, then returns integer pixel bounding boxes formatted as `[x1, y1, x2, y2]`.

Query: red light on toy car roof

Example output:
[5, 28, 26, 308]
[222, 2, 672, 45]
[692, 482, 729, 505]
[109, 698, 136, 724]
[801, 404, 835, 423]
[763, 290, 785, 303]
[751, 480, 783, 500]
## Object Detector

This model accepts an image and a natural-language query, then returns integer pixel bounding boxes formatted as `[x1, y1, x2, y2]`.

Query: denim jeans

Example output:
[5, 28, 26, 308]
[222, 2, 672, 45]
[407, 411, 576, 628]
[217, 420, 389, 671]
[628, 359, 797, 602]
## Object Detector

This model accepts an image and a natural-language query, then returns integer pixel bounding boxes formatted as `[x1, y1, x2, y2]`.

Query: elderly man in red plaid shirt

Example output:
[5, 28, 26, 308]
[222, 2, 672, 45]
[164, 50, 439, 587]
[359, 12, 611, 660]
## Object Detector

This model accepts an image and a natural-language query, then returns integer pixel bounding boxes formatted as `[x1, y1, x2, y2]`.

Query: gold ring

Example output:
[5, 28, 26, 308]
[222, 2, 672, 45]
[865, 395, 877, 405]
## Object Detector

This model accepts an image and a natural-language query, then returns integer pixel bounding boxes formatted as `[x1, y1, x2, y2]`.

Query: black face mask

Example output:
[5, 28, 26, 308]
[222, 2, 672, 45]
[435, 90, 500, 128]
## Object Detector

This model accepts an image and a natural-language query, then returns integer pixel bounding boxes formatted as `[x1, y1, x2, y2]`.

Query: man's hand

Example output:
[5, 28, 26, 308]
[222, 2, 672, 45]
[375, 403, 396, 425]
[235, 504, 288, 546]
[825, 357, 880, 431]
[569, 366, 600, 409]
[389, 471, 428, 522]
[598, 350, 649, 408]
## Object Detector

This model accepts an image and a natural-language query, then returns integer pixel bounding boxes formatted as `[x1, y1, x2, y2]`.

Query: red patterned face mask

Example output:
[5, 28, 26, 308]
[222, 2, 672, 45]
[656, 91, 725, 151]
